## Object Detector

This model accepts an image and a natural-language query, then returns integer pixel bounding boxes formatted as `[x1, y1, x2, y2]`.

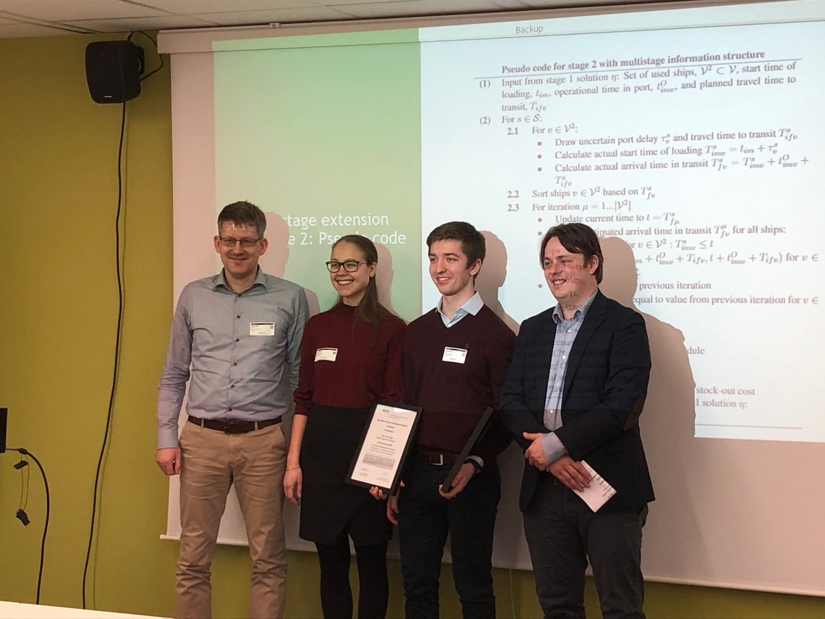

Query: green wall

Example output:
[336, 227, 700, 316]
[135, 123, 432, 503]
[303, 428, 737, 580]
[0, 33, 822, 619]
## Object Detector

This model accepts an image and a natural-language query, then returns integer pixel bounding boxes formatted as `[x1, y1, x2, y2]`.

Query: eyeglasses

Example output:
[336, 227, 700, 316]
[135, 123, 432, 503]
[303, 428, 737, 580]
[219, 237, 261, 248]
[326, 260, 366, 273]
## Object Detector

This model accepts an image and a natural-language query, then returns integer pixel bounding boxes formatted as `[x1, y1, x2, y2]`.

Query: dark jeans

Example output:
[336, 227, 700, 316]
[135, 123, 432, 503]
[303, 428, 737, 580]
[398, 457, 501, 619]
[523, 476, 648, 619]
[315, 531, 389, 619]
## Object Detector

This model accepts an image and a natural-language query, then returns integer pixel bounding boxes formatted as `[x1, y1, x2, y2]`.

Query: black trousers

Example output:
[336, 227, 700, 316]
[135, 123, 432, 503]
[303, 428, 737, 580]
[315, 531, 389, 619]
[523, 476, 648, 619]
[398, 457, 500, 619]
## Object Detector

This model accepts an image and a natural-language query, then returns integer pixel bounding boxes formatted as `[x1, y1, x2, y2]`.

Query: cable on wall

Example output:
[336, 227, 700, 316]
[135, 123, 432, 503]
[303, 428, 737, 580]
[128, 31, 164, 82]
[6, 447, 51, 604]
[81, 99, 127, 611]
[80, 31, 165, 608]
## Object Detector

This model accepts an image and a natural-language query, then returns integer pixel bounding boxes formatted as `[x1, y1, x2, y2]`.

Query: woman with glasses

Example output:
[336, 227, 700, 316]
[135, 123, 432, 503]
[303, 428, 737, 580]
[285, 234, 405, 619]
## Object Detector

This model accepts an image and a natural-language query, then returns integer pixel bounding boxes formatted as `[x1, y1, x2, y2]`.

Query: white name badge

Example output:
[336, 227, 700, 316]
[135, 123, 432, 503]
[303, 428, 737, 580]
[249, 322, 275, 336]
[315, 347, 338, 362]
[442, 347, 468, 364]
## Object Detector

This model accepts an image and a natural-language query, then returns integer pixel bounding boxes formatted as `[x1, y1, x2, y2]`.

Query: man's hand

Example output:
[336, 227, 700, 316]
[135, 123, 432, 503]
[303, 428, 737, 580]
[523, 432, 550, 471]
[284, 467, 302, 505]
[438, 462, 476, 499]
[156, 448, 181, 476]
[549, 455, 592, 492]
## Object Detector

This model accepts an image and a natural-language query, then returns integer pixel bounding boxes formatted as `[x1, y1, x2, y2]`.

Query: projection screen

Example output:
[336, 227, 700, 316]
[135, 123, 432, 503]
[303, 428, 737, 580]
[159, 0, 825, 596]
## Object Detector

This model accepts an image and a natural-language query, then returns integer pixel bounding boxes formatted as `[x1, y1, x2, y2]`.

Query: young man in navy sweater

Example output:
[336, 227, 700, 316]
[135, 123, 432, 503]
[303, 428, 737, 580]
[389, 221, 515, 618]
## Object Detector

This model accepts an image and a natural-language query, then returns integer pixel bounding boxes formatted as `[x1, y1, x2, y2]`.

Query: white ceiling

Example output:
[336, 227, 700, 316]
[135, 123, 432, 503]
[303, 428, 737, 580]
[0, 0, 673, 39]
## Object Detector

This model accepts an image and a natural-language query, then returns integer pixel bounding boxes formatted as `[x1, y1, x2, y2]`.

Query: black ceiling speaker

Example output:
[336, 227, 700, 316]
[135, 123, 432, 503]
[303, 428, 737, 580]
[85, 40, 145, 104]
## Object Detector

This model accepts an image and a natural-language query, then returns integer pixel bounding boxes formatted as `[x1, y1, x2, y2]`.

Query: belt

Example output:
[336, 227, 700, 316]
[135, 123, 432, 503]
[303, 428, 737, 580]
[417, 451, 459, 466]
[187, 415, 281, 434]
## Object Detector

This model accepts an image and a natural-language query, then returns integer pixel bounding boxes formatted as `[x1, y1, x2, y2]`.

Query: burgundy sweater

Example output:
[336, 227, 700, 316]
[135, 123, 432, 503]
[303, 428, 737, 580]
[293, 304, 405, 416]
[403, 305, 515, 463]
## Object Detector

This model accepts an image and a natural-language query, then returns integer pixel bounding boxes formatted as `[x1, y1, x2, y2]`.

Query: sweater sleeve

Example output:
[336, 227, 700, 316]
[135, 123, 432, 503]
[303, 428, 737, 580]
[382, 317, 406, 403]
[471, 323, 516, 463]
[401, 323, 418, 407]
[292, 317, 316, 416]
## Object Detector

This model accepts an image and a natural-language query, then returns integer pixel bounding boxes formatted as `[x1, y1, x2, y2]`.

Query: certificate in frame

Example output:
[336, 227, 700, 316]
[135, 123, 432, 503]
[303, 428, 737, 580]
[346, 400, 422, 494]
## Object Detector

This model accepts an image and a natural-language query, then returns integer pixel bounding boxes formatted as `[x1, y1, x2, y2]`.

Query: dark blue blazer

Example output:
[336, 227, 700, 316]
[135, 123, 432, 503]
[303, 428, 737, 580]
[500, 290, 654, 513]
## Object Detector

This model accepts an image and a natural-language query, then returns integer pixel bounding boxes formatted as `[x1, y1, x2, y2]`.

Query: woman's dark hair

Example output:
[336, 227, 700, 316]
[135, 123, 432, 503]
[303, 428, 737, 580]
[332, 235, 393, 327]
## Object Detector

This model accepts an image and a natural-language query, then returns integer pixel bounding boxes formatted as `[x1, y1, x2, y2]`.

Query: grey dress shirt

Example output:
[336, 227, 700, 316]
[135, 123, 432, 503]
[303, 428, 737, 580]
[157, 269, 309, 449]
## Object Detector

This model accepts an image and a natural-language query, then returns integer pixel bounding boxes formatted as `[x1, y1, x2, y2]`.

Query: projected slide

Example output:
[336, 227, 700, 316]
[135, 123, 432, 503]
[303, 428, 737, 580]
[212, 30, 424, 321]
[420, 20, 825, 442]
[210, 5, 824, 443]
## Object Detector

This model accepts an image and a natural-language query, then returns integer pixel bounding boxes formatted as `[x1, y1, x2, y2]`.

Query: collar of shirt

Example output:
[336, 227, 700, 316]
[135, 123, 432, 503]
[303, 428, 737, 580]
[437, 291, 483, 328]
[211, 267, 268, 294]
[552, 288, 598, 326]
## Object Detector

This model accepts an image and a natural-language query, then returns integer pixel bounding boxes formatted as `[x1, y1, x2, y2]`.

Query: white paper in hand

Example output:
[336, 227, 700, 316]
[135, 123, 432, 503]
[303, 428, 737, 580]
[572, 461, 616, 512]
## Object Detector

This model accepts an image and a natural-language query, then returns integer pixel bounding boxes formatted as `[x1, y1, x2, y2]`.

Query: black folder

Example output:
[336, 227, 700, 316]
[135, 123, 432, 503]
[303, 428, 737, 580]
[441, 406, 494, 490]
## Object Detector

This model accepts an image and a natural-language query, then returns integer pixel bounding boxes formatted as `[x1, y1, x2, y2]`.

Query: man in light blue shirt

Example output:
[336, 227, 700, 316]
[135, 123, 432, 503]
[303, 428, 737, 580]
[157, 201, 308, 619]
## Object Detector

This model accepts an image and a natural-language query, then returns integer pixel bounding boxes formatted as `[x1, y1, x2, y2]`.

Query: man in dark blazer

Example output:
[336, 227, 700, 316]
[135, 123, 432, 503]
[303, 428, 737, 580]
[500, 223, 653, 619]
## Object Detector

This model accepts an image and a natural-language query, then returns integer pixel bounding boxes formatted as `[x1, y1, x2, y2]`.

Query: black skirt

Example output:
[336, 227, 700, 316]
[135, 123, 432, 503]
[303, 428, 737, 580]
[299, 404, 393, 545]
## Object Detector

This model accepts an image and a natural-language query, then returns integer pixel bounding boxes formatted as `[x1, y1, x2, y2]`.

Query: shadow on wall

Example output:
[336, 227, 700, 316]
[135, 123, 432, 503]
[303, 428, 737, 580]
[375, 242, 397, 317]
[599, 236, 708, 578]
[261, 212, 320, 316]
[477, 230, 519, 335]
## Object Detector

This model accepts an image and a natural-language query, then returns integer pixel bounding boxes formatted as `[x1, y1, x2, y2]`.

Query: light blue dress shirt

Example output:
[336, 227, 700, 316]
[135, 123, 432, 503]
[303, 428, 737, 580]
[156, 269, 309, 449]
[436, 291, 483, 327]
[541, 290, 598, 462]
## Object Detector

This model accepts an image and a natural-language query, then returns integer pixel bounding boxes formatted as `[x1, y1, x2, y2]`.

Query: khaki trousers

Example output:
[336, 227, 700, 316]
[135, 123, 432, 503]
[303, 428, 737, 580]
[177, 421, 287, 619]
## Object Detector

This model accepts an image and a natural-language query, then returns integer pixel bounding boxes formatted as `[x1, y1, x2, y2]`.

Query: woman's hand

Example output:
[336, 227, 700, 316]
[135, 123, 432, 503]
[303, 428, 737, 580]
[284, 466, 303, 505]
